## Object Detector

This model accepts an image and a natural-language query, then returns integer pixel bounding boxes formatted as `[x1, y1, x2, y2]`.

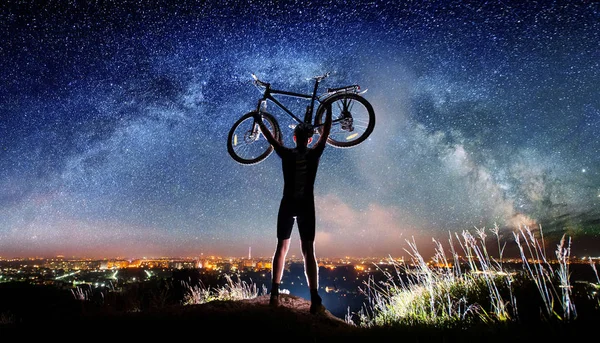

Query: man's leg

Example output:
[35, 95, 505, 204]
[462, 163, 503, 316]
[271, 238, 291, 301]
[300, 240, 318, 289]
[272, 199, 294, 307]
[298, 200, 324, 314]
[300, 239, 324, 314]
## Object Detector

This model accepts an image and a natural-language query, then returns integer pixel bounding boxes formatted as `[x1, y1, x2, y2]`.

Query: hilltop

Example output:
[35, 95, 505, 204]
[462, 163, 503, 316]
[1, 293, 362, 341]
[1, 292, 595, 342]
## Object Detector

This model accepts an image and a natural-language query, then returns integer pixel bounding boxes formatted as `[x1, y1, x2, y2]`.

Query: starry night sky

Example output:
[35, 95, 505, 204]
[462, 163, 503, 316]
[1, 1, 599, 259]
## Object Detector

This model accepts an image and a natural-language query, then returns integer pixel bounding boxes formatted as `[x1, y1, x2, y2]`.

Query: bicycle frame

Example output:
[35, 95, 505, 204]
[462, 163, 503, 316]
[253, 77, 324, 128]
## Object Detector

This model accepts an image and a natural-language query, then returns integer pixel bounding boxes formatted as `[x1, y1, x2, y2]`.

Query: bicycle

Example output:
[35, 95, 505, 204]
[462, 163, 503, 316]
[227, 72, 375, 165]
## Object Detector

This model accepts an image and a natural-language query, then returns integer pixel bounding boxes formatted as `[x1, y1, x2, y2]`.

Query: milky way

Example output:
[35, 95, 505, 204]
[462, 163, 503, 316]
[1, 1, 599, 259]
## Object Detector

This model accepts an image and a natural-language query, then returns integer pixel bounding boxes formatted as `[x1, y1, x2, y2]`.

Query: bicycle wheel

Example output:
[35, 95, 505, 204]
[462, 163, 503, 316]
[227, 111, 281, 165]
[315, 93, 375, 148]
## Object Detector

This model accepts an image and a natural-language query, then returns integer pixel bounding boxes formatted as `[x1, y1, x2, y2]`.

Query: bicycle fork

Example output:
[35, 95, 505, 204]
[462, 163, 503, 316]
[252, 98, 268, 140]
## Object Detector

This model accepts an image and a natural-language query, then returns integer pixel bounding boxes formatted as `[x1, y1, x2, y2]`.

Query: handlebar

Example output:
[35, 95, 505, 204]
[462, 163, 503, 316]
[251, 73, 270, 88]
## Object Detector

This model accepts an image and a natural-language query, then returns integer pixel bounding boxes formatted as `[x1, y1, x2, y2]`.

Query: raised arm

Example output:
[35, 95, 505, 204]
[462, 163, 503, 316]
[313, 104, 333, 153]
[252, 111, 283, 152]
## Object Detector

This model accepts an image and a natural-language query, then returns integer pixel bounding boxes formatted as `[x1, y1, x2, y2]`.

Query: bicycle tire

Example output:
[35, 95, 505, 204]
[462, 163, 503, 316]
[227, 111, 281, 165]
[315, 93, 375, 148]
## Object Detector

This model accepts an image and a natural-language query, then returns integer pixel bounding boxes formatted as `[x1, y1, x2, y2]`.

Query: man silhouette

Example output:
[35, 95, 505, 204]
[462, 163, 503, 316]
[253, 108, 332, 314]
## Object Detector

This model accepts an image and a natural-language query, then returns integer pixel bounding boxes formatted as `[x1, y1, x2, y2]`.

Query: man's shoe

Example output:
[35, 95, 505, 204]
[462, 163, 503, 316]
[309, 302, 326, 314]
[269, 294, 280, 307]
[309, 292, 324, 314]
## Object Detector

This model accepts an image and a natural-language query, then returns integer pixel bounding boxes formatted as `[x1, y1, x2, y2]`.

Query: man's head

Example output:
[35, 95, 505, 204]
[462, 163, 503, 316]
[293, 124, 313, 147]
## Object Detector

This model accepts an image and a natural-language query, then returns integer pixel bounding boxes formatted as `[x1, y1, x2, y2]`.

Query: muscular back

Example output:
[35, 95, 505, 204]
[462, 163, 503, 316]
[254, 106, 332, 198]
[278, 147, 323, 199]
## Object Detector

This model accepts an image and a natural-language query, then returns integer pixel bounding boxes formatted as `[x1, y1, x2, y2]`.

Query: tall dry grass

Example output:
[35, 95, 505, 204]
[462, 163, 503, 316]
[350, 225, 598, 329]
[181, 274, 264, 305]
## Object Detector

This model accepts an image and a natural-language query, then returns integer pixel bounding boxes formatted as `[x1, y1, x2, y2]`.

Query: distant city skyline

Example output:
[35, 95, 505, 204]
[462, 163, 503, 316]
[3, 247, 599, 262]
[1, 1, 599, 259]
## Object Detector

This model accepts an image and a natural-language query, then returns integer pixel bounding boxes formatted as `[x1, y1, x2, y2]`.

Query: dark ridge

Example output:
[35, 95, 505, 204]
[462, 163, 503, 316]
[1, 293, 598, 342]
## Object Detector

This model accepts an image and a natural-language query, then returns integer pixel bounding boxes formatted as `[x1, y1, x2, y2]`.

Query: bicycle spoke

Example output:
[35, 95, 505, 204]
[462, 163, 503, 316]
[228, 112, 279, 164]
[316, 93, 374, 147]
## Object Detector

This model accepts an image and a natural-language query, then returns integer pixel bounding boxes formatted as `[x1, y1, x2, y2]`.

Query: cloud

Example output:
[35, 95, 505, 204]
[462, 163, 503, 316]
[315, 193, 434, 257]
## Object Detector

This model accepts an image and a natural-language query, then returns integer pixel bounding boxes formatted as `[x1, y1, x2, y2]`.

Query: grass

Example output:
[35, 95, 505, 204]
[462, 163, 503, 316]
[349, 224, 599, 332]
[180, 273, 265, 305]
